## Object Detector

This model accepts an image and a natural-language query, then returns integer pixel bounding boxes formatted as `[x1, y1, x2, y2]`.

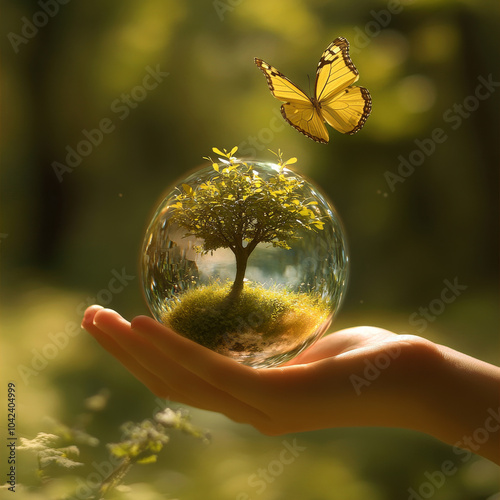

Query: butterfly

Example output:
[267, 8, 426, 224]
[255, 37, 371, 144]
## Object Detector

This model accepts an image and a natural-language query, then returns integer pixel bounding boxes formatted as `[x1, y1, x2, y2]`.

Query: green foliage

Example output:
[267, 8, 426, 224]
[169, 147, 325, 300]
[170, 147, 324, 255]
[15, 394, 209, 499]
[18, 433, 83, 480]
[108, 408, 210, 464]
[43, 416, 100, 448]
[100, 408, 209, 498]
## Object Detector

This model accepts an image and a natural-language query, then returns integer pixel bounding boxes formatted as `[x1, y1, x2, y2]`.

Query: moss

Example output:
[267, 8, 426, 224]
[162, 282, 330, 354]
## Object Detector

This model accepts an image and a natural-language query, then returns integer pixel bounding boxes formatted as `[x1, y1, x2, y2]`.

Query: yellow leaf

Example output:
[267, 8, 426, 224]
[284, 157, 297, 166]
[213, 163, 219, 172]
[212, 147, 225, 156]
[182, 184, 193, 195]
[137, 455, 158, 465]
[230, 146, 238, 156]
[314, 222, 325, 229]
[109, 446, 128, 458]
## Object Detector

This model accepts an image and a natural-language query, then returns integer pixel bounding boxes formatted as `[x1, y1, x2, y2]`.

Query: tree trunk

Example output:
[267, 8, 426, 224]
[227, 248, 248, 303]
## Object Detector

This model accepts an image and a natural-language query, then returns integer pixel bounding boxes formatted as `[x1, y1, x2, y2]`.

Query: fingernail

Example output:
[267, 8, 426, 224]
[81, 305, 104, 328]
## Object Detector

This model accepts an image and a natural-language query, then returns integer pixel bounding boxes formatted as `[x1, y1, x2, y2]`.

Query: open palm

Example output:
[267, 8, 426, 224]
[82, 306, 436, 436]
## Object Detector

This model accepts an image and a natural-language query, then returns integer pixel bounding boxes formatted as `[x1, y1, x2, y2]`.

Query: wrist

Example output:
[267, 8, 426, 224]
[421, 341, 500, 464]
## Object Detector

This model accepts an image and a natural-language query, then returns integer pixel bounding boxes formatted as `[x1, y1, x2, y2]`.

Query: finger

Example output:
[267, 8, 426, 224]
[81, 304, 105, 329]
[94, 310, 272, 427]
[130, 315, 268, 407]
[82, 307, 197, 405]
[89, 309, 212, 407]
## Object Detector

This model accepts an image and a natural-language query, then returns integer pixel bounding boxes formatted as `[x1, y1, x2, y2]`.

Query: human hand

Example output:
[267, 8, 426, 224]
[81, 305, 439, 436]
[82, 305, 500, 463]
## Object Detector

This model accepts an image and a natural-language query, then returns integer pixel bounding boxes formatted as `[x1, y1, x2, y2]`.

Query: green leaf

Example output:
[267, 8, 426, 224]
[170, 147, 325, 266]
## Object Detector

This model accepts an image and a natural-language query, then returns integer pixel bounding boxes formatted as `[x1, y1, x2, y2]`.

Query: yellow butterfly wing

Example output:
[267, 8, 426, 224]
[254, 58, 309, 104]
[255, 37, 371, 142]
[281, 101, 329, 144]
[321, 86, 372, 135]
[254, 58, 329, 143]
[315, 37, 372, 135]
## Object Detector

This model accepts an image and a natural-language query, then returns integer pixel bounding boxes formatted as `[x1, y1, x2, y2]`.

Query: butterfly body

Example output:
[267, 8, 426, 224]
[255, 37, 371, 143]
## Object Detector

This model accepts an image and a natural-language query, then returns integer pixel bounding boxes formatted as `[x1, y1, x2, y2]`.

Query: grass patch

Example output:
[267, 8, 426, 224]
[162, 282, 330, 356]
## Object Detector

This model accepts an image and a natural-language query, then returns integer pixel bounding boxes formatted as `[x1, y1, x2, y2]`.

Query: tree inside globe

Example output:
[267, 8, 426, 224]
[141, 147, 349, 368]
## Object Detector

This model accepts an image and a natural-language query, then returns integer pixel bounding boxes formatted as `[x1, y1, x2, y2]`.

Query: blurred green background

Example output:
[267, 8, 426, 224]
[1, 0, 499, 498]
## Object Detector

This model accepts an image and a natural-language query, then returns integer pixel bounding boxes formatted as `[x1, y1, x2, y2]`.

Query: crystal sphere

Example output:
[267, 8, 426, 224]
[141, 159, 349, 368]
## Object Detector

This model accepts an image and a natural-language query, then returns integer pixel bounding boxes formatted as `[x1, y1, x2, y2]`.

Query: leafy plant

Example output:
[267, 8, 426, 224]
[18, 433, 84, 483]
[99, 407, 209, 498]
[169, 147, 324, 302]
[13, 391, 209, 499]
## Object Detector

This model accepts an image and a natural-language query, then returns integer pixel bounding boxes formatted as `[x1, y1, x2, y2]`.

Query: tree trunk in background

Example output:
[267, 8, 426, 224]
[28, 1, 74, 269]
[456, 7, 499, 277]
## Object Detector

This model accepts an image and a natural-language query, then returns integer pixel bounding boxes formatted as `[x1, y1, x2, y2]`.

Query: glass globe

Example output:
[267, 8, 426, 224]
[141, 159, 349, 368]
